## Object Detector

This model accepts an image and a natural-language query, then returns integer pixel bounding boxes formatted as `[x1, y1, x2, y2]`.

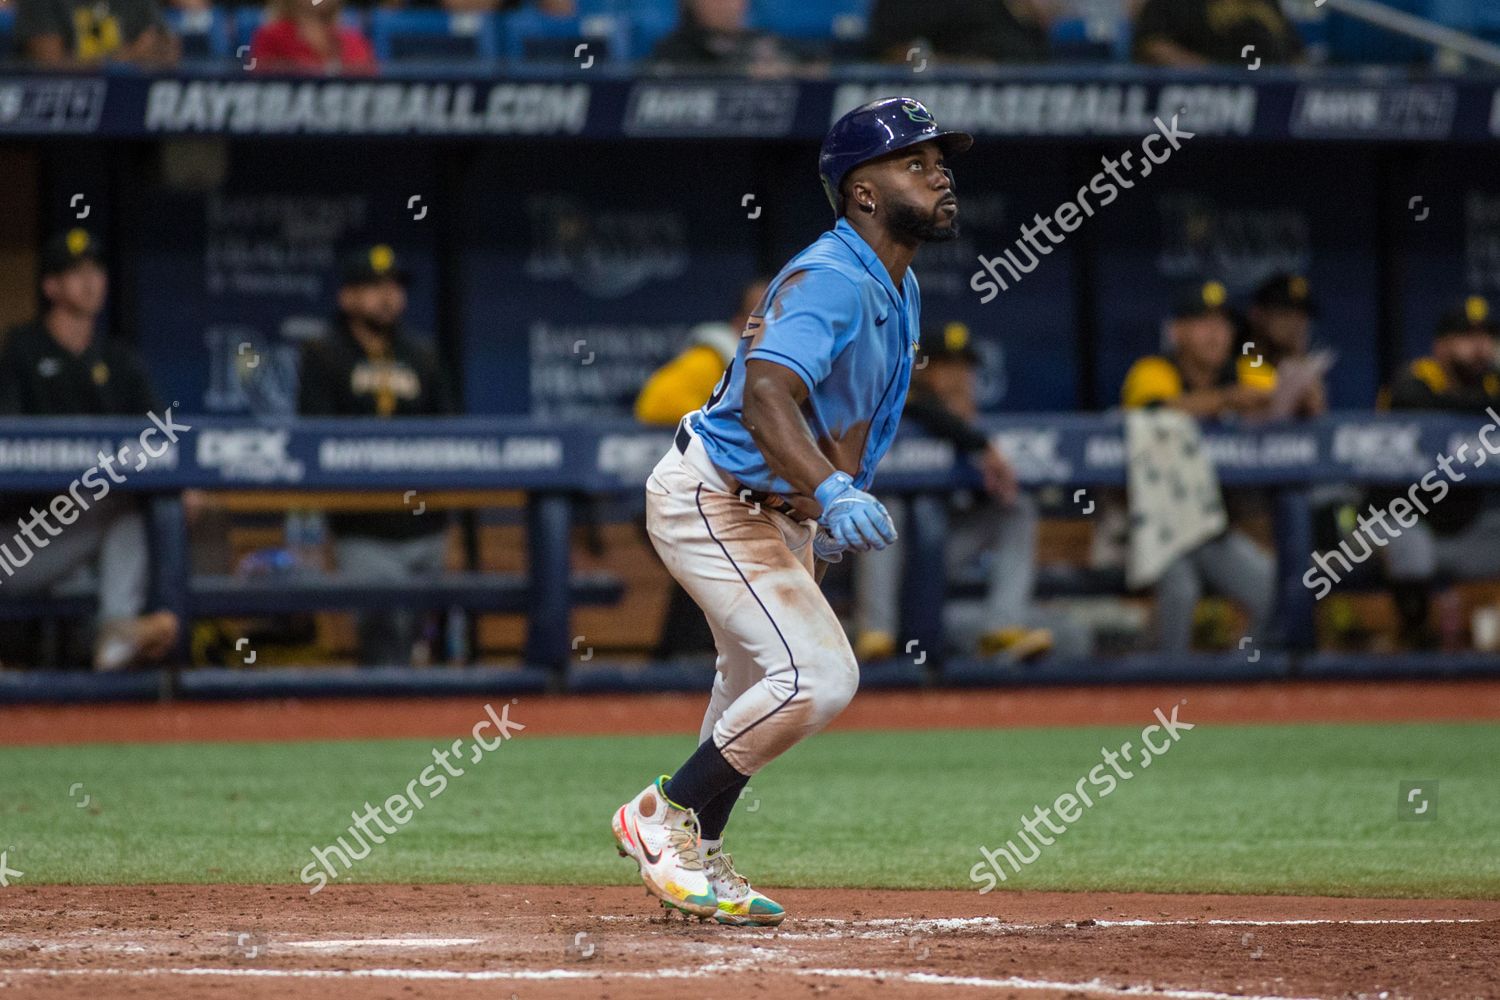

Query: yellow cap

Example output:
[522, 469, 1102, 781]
[1466, 295, 1490, 326]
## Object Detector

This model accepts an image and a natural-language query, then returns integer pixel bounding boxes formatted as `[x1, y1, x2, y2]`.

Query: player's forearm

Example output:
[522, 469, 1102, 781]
[742, 369, 837, 497]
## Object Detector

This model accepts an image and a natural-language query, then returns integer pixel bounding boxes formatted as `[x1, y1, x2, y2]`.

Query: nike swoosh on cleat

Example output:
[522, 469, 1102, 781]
[633, 819, 662, 864]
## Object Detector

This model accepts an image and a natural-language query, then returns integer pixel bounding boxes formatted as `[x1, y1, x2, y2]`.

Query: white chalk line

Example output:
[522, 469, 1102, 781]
[0, 962, 1326, 999]
[797, 915, 1487, 933]
[284, 937, 481, 949]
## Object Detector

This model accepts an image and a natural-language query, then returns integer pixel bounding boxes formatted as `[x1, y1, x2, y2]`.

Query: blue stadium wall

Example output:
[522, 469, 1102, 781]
[13, 72, 1500, 417]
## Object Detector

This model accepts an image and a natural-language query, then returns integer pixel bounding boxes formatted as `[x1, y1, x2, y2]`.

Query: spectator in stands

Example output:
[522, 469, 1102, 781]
[1121, 279, 1276, 653]
[1133, 0, 1303, 67]
[1239, 272, 1328, 419]
[251, 0, 376, 75]
[298, 244, 454, 666]
[854, 322, 1059, 664]
[15, 0, 178, 66]
[635, 276, 769, 659]
[1380, 296, 1500, 650]
[651, 0, 801, 75]
[0, 230, 180, 671]
[865, 0, 1050, 66]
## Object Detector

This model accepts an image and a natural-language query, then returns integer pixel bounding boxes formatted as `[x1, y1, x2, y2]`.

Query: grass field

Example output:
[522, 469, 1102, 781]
[5, 720, 1498, 898]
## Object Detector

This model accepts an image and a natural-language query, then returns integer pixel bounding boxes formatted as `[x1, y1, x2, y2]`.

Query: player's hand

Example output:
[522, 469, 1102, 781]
[814, 472, 897, 552]
[812, 528, 847, 563]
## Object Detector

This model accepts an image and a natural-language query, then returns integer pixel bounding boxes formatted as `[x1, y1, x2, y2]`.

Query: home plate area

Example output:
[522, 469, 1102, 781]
[2, 886, 1497, 999]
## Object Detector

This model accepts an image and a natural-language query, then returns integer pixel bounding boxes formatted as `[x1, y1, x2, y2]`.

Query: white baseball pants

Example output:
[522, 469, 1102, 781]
[645, 427, 859, 776]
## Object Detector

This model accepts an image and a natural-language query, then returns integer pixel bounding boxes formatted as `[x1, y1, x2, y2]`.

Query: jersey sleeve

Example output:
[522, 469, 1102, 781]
[1236, 354, 1277, 392]
[1121, 356, 1183, 409]
[745, 267, 860, 393]
[634, 345, 726, 426]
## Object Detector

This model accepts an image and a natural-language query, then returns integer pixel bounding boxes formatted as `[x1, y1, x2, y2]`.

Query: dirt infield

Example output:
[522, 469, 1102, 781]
[2, 884, 1497, 999]
[5, 679, 1497, 998]
[5, 677, 1500, 746]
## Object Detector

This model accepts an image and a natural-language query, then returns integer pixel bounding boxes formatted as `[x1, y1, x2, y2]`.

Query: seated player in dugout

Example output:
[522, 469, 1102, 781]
[1238, 272, 1328, 419]
[635, 277, 771, 428]
[1378, 296, 1500, 650]
[297, 244, 456, 667]
[0, 230, 181, 670]
[852, 321, 1062, 664]
[635, 276, 771, 659]
[14, 0, 179, 67]
[1120, 280, 1276, 653]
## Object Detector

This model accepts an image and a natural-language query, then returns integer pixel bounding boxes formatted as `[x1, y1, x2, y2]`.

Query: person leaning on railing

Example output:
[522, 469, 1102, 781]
[1378, 296, 1500, 650]
[0, 230, 181, 671]
[1120, 279, 1276, 654]
[296, 244, 455, 667]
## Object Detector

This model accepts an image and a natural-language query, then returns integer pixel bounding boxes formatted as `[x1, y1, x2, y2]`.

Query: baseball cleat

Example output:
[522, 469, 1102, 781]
[612, 776, 718, 918]
[705, 850, 786, 926]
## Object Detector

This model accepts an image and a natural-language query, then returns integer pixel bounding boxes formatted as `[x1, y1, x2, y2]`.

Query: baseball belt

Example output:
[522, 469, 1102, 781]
[675, 420, 811, 524]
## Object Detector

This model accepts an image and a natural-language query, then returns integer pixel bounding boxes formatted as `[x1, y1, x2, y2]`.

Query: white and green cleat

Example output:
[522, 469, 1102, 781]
[705, 851, 786, 927]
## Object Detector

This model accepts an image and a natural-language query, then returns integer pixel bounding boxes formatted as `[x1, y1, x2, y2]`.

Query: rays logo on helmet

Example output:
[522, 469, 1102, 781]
[902, 99, 935, 125]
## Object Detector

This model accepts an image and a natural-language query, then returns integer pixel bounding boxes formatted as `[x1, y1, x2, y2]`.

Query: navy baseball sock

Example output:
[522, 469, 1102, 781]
[696, 772, 751, 841]
[662, 738, 746, 813]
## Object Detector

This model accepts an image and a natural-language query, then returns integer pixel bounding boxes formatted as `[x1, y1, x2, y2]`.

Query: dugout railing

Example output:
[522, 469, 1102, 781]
[2, 413, 1499, 702]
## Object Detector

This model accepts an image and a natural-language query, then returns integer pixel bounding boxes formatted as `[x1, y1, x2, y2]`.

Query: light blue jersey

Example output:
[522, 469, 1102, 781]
[689, 218, 921, 496]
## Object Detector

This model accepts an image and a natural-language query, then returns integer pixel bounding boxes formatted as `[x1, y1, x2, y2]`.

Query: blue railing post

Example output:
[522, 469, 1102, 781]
[525, 491, 573, 689]
[1273, 486, 1317, 653]
[148, 492, 190, 676]
[901, 492, 949, 680]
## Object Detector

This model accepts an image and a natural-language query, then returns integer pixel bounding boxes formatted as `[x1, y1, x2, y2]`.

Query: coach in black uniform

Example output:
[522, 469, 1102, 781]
[297, 244, 455, 666]
[0, 229, 179, 669]
[1381, 296, 1500, 649]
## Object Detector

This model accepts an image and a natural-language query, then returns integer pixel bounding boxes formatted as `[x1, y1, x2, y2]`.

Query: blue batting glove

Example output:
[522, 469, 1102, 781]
[812, 528, 847, 563]
[814, 472, 897, 552]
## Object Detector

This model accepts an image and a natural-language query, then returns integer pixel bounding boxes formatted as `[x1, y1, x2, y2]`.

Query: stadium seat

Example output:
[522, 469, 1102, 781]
[749, 0, 871, 41]
[369, 9, 499, 64]
[0, 8, 16, 64]
[165, 7, 233, 62]
[622, 0, 679, 60]
[1048, 16, 1132, 62]
[501, 9, 631, 65]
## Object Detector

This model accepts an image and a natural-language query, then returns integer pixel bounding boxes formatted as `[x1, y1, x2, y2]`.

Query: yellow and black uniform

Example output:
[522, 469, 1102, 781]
[298, 318, 452, 541]
[0, 318, 158, 417]
[14, 0, 165, 61]
[1133, 0, 1303, 65]
[1122, 354, 1242, 409]
[1236, 272, 1318, 394]
[634, 324, 739, 427]
[0, 230, 159, 521]
[635, 344, 729, 426]
[1123, 279, 1253, 409]
[1380, 356, 1500, 537]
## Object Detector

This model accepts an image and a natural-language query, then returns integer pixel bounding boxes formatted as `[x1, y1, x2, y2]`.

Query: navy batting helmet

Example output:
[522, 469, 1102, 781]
[819, 97, 973, 216]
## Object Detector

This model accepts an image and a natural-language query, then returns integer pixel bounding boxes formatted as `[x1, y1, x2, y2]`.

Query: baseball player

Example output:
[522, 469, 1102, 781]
[612, 97, 971, 925]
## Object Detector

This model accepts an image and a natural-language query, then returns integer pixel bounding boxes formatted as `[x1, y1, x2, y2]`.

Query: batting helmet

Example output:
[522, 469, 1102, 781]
[819, 97, 973, 216]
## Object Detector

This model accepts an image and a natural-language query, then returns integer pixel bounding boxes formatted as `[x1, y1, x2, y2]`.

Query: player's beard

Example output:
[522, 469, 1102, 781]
[885, 195, 960, 244]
